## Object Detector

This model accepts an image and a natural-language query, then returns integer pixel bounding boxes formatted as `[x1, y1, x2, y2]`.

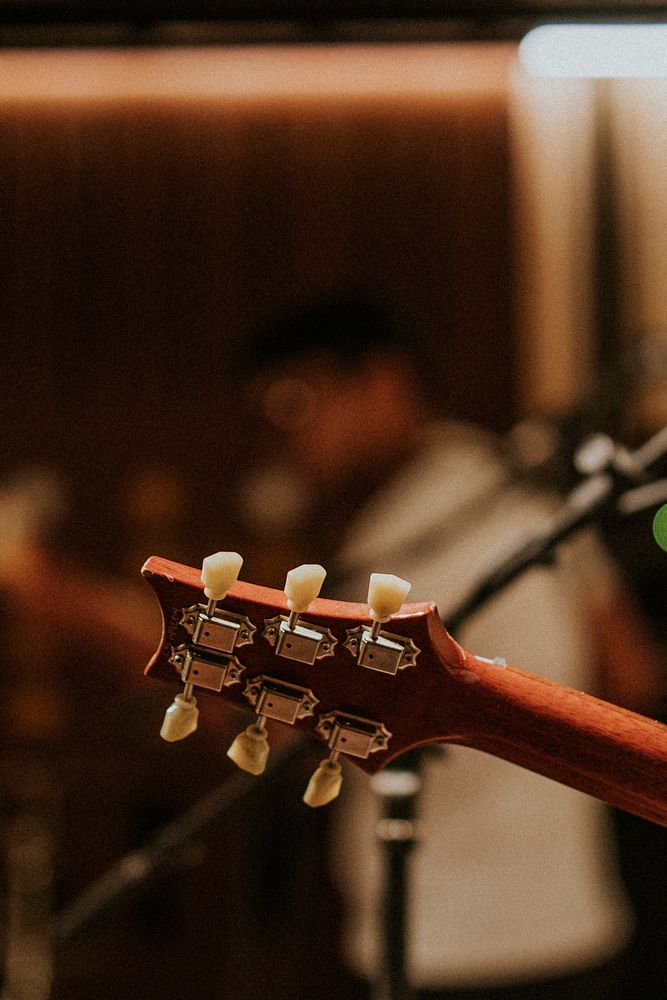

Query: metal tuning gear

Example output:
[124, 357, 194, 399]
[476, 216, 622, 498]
[304, 711, 392, 808]
[167, 645, 244, 694]
[262, 563, 336, 665]
[160, 551, 246, 742]
[227, 677, 319, 775]
[344, 573, 419, 676]
[180, 550, 255, 656]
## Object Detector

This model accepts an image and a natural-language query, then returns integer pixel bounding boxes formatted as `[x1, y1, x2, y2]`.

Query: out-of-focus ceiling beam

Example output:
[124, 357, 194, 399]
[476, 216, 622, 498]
[0, 0, 666, 46]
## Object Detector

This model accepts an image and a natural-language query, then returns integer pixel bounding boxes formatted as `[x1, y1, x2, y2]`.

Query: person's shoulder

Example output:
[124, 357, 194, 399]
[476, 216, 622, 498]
[403, 420, 508, 491]
[334, 421, 514, 576]
[422, 420, 502, 464]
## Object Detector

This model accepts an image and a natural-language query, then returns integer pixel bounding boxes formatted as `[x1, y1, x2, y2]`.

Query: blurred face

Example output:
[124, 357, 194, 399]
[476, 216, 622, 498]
[258, 355, 371, 488]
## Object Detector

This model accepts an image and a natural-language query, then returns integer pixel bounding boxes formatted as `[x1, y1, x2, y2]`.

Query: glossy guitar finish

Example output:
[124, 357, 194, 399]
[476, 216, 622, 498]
[143, 555, 667, 827]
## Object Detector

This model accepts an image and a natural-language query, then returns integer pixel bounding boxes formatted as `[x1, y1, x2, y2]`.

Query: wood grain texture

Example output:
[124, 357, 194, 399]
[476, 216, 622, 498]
[143, 554, 667, 826]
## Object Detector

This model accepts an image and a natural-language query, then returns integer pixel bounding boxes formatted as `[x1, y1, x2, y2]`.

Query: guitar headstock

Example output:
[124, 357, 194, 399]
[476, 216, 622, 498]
[142, 553, 474, 805]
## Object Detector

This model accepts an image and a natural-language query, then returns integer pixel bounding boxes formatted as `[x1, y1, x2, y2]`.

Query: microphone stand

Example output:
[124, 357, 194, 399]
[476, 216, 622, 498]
[51, 428, 667, 1000]
[447, 428, 667, 634]
[53, 737, 306, 943]
[370, 748, 443, 1000]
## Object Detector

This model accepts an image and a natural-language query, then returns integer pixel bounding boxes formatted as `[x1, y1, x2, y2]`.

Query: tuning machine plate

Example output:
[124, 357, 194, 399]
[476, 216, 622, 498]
[344, 626, 419, 675]
[242, 676, 319, 725]
[262, 616, 337, 665]
[169, 645, 244, 691]
[179, 604, 256, 655]
[316, 711, 391, 759]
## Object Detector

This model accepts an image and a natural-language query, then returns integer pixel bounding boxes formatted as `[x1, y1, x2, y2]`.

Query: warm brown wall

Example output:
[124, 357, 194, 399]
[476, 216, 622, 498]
[0, 44, 518, 1000]
[0, 43, 517, 567]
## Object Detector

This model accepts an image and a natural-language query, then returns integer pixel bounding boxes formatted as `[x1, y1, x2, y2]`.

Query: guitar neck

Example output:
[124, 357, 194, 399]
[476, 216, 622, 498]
[439, 640, 667, 827]
[143, 554, 667, 825]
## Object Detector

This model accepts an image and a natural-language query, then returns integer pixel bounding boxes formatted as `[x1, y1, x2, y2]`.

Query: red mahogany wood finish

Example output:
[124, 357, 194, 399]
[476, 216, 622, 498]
[143, 555, 667, 827]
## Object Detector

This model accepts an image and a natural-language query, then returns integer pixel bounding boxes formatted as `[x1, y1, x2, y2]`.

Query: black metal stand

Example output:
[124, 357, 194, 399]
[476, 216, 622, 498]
[370, 749, 442, 1000]
[53, 737, 306, 943]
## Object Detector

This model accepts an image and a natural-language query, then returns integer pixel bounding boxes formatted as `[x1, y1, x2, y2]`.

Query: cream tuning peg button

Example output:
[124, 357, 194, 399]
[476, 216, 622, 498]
[350, 575, 417, 675]
[160, 693, 199, 742]
[267, 563, 333, 664]
[201, 551, 243, 602]
[227, 722, 270, 775]
[284, 563, 327, 614]
[367, 573, 411, 623]
[303, 758, 343, 808]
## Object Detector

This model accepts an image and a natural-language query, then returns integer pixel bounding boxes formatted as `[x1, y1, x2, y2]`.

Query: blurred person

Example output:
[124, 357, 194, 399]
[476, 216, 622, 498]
[243, 293, 664, 1000]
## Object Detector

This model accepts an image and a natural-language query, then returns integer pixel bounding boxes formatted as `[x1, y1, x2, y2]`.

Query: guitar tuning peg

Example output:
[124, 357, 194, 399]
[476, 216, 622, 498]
[201, 551, 243, 614]
[303, 755, 343, 808]
[367, 572, 411, 638]
[261, 563, 334, 666]
[307, 711, 391, 805]
[160, 691, 199, 742]
[284, 563, 327, 625]
[368, 572, 411, 622]
[229, 676, 318, 775]
[160, 551, 244, 743]
[343, 574, 416, 676]
[227, 720, 270, 775]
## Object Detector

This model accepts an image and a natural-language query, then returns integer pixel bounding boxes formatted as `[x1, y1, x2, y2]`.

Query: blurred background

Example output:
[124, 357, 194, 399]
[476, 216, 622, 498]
[0, 6, 667, 998]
